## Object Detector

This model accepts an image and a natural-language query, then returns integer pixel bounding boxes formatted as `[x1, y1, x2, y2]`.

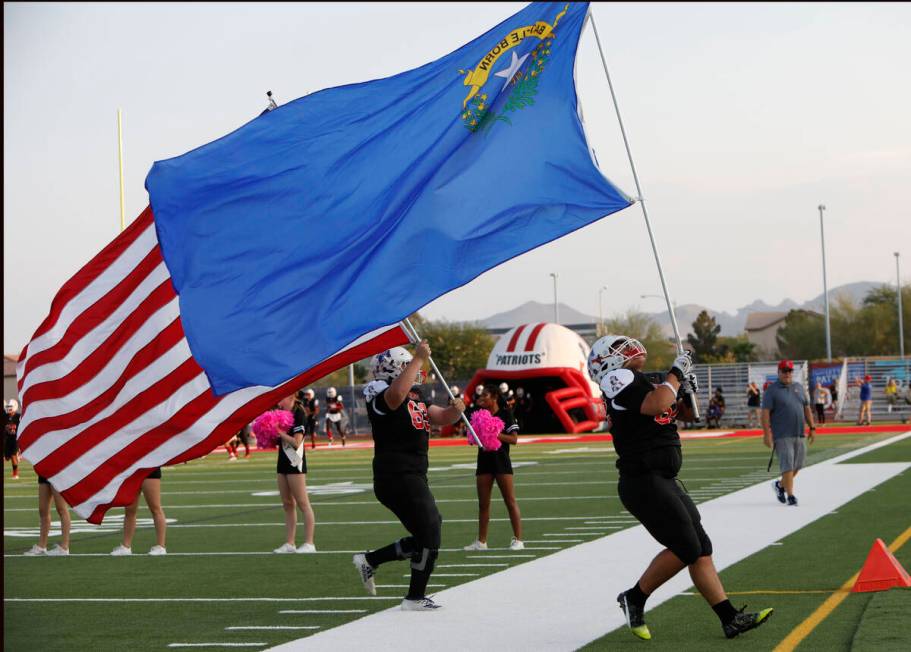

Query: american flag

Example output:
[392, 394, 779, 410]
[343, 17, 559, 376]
[16, 207, 408, 523]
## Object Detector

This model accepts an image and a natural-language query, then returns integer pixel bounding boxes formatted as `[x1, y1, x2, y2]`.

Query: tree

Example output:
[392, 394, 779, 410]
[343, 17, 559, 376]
[409, 313, 494, 381]
[687, 310, 721, 362]
[600, 309, 675, 370]
[711, 335, 758, 363]
[776, 310, 826, 360]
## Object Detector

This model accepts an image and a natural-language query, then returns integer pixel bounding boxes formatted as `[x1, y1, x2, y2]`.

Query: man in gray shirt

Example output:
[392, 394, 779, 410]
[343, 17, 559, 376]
[761, 360, 816, 506]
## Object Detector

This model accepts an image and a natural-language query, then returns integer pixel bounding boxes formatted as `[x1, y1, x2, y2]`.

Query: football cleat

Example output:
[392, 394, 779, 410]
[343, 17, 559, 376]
[618, 591, 651, 640]
[723, 606, 774, 639]
[352, 553, 376, 596]
[401, 597, 442, 611]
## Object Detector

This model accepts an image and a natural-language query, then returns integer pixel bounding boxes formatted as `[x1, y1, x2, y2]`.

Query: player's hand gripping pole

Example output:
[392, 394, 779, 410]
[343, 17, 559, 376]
[401, 318, 485, 450]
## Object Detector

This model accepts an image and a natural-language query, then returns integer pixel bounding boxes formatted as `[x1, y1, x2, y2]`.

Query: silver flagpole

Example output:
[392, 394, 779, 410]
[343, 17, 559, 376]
[587, 9, 700, 419]
[401, 318, 485, 450]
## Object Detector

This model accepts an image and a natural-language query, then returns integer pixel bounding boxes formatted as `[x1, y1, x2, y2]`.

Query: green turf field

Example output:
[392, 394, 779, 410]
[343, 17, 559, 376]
[4, 431, 910, 651]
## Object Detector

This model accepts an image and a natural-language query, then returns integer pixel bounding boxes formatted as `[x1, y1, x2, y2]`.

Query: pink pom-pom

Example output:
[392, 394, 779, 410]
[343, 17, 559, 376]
[252, 409, 294, 449]
[468, 409, 504, 451]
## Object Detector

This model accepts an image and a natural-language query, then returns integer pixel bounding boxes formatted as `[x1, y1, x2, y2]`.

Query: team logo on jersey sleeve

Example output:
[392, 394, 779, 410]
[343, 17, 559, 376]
[458, 4, 568, 133]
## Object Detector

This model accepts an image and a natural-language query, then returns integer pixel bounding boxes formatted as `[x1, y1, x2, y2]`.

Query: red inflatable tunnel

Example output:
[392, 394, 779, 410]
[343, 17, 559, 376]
[463, 323, 605, 434]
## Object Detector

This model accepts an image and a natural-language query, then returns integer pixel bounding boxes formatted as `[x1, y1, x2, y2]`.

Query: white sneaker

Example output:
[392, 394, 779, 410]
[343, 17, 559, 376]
[509, 538, 525, 551]
[352, 553, 377, 596]
[110, 545, 132, 556]
[149, 545, 167, 556]
[273, 543, 297, 554]
[401, 597, 442, 611]
[463, 540, 488, 551]
[296, 543, 316, 554]
[46, 545, 69, 556]
[24, 544, 47, 556]
[228, 455, 237, 461]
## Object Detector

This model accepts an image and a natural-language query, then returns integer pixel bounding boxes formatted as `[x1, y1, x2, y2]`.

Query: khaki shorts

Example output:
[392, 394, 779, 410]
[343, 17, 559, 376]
[774, 436, 806, 473]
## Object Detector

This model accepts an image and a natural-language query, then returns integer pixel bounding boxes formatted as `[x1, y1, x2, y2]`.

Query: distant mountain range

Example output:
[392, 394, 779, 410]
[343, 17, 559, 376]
[478, 281, 882, 337]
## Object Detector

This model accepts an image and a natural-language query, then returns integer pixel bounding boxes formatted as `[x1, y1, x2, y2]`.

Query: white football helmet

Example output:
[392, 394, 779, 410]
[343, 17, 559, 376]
[450, 385, 461, 397]
[475, 384, 485, 397]
[371, 347, 415, 383]
[587, 335, 647, 385]
[303, 389, 315, 399]
[499, 382, 509, 394]
[326, 387, 337, 399]
[4, 399, 19, 412]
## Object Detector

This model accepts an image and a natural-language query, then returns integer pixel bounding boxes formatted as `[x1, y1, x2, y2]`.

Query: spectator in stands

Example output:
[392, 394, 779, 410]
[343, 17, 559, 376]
[24, 475, 72, 556]
[857, 375, 873, 425]
[111, 468, 168, 556]
[706, 387, 725, 429]
[885, 378, 899, 414]
[463, 385, 524, 552]
[4, 399, 21, 479]
[273, 393, 316, 553]
[813, 382, 831, 425]
[745, 382, 761, 428]
[762, 360, 815, 506]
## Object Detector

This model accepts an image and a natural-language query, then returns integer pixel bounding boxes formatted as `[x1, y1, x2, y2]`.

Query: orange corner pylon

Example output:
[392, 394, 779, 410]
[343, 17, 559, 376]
[851, 538, 911, 593]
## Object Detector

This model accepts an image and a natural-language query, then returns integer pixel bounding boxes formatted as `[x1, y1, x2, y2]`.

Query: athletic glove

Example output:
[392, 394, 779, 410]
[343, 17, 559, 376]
[669, 351, 693, 382]
[686, 373, 698, 393]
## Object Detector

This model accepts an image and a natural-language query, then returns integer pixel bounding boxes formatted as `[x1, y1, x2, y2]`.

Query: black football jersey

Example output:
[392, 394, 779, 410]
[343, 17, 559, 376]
[602, 368, 680, 462]
[303, 398, 319, 419]
[477, 406, 519, 460]
[326, 397, 344, 414]
[4, 412, 20, 437]
[368, 386, 431, 476]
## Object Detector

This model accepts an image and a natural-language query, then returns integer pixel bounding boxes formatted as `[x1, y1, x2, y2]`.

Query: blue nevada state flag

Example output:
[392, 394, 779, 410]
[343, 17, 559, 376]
[146, 1, 632, 395]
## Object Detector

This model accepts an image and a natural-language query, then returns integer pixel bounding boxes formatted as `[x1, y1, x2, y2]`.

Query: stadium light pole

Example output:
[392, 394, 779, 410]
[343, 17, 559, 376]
[819, 204, 832, 362]
[598, 285, 608, 332]
[896, 252, 905, 358]
[550, 273, 559, 324]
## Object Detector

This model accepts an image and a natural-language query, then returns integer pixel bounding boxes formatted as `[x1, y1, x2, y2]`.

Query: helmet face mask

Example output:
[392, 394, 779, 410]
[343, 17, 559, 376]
[587, 335, 647, 385]
[371, 347, 417, 384]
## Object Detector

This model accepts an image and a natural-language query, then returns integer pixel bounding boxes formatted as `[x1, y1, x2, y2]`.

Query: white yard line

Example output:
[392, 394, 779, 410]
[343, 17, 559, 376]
[278, 610, 366, 614]
[226, 627, 319, 631]
[169, 645, 265, 649]
[5, 597, 401, 602]
[266, 432, 911, 651]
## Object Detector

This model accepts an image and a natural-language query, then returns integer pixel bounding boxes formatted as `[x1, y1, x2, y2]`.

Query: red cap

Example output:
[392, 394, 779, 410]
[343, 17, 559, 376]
[778, 360, 794, 371]
[864, 375, 872, 381]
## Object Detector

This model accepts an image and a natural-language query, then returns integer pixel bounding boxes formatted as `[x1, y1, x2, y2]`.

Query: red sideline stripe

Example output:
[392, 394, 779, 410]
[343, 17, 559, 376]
[17, 319, 185, 452]
[506, 325, 527, 352]
[82, 325, 410, 524]
[427, 423, 908, 448]
[22, 279, 177, 410]
[18, 207, 154, 367]
[524, 322, 547, 351]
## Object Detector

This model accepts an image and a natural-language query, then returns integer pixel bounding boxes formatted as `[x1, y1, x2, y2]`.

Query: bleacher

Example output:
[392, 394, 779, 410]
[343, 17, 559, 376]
[687, 357, 911, 428]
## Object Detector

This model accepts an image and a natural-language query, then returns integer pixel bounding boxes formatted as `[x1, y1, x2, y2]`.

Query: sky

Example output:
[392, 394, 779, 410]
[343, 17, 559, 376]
[4, 2, 910, 353]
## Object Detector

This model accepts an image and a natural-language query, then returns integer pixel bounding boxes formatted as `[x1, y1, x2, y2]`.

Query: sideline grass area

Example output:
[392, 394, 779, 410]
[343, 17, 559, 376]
[4, 431, 909, 651]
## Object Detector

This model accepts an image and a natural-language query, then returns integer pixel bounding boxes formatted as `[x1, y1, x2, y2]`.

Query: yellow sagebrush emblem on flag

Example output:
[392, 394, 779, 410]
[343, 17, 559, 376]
[458, 3, 568, 133]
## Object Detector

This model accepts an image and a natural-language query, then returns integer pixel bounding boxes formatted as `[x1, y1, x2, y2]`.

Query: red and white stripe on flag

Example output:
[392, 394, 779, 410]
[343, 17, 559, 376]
[16, 207, 408, 523]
